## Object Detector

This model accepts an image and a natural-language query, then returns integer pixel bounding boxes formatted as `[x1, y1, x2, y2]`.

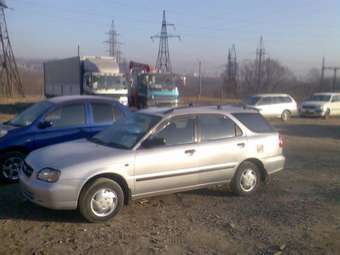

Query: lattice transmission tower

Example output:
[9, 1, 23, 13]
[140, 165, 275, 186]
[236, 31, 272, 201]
[0, 0, 23, 96]
[105, 20, 122, 64]
[151, 10, 180, 73]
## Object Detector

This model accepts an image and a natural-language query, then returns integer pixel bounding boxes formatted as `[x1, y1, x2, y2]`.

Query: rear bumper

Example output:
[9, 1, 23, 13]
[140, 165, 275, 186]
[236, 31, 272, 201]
[262, 155, 285, 175]
[19, 172, 83, 210]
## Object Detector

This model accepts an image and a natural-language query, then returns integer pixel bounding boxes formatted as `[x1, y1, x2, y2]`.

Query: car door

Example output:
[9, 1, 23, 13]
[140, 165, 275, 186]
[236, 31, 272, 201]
[134, 115, 200, 196]
[195, 114, 247, 184]
[34, 102, 89, 148]
[256, 97, 274, 117]
[88, 102, 124, 137]
[331, 95, 340, 115]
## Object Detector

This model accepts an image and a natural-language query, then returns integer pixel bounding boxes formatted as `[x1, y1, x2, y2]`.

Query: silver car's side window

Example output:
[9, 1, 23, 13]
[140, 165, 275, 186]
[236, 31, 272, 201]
[198, 114, 242, 142]
[151, 117, 195, 146]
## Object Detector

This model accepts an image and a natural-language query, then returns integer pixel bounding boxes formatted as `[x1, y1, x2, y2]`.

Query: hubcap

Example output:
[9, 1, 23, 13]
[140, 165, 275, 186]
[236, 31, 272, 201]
[90, 188, 117, 217]
[240, 169, 257, 192]
[1, 156, 24, 181]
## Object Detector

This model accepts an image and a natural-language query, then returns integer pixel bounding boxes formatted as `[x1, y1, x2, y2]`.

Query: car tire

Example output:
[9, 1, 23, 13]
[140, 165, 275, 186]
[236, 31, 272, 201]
[78, 178, 124, 223]
[0, 151, 26, 183]
[231, 161, 261, 196]
[324, 109, 330, 119]
[281, 110, 291, 122]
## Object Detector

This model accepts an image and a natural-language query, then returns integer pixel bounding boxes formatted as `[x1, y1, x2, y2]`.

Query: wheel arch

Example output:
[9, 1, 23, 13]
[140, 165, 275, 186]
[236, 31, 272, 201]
[0, 146, 30, 158]
[238, 158, 267, 181]
[78, 173, 131, 206]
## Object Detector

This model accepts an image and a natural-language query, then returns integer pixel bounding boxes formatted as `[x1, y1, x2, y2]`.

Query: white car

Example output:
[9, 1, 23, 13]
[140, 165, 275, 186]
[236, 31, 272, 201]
[243, 94, 298, 121]
[300, 92, 340, 118]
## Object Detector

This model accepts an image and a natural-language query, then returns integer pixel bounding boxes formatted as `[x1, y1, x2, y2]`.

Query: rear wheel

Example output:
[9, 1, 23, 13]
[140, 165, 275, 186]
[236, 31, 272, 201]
[281, 110, 291, 121]
[0, 151, 26, 183]
[78, 178, 124, 223]
[231, 161, 261, 196]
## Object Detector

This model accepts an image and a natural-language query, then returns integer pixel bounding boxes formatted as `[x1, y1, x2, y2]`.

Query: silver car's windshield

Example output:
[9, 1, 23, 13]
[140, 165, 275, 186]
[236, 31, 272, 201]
[89, 113, 161, 149]
[309, 95, 331, 102]
[9, 101, 52, 127]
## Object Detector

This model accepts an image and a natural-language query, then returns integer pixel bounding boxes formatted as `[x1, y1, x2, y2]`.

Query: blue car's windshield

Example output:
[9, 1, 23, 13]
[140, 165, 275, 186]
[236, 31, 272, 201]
[309, 95, 331, 102]
[90, 113, 161, 150]
[9, 101, 52, 127]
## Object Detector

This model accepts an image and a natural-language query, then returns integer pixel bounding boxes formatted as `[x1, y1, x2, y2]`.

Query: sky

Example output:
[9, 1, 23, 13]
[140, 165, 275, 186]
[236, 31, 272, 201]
[5, 0, 340, 76]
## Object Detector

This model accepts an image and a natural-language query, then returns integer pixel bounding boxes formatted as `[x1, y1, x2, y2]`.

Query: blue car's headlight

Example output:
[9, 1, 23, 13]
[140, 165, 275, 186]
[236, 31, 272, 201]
[0, 129, 8, 138]
[37, 168, 60, 183]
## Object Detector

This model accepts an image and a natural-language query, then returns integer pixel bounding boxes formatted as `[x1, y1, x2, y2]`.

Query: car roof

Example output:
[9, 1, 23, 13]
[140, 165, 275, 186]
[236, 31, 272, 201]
[46, 95, 118, 104]
[313, 92, 340, 96]
[252, 93, 292, 97]
[139, 105, 258, 117]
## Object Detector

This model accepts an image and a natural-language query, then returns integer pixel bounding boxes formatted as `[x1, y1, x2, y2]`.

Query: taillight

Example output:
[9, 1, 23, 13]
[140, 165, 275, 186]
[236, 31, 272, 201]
[279, 134, 284, 148]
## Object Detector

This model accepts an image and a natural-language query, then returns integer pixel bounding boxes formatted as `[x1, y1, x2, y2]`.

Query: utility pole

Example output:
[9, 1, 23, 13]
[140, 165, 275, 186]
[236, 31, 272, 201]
[256, 36, 265, 90]
[198, 60, 202, 100]
[77, 44, 80, 57]
[151, 10, 181, 73]
[320, 56, 325, 89]
[0, 0, 23, 97]
[320, 57, 340, 92]
[105, 20, 122, 64]
[224, 44, 238, 97]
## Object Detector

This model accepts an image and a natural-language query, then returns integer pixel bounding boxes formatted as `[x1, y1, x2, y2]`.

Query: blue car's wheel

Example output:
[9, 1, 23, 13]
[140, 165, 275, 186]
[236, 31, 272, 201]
[0, 151, 26, 183]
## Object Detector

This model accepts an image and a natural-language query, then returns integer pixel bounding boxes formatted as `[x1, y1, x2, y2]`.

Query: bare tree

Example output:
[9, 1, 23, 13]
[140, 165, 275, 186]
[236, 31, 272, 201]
[239, 58, 296, 95]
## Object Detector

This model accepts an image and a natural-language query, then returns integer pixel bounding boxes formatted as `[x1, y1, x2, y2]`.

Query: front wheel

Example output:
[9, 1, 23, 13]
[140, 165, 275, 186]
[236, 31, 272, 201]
[78, 178, 124, 223]
[231, 161, 261, 196]
[324, 109, 330, 119]
[0, 151, 26, 183]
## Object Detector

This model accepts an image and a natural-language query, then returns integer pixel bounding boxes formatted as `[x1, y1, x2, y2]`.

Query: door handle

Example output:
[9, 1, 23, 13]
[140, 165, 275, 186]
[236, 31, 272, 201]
[184, 149, 196, 155]
[237, 143, 245, 148]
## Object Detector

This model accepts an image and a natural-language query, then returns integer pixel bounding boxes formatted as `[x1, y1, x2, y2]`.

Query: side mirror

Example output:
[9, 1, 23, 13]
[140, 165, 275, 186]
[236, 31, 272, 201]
[142, 137, 166, 148]
[38, 120, 53, 129]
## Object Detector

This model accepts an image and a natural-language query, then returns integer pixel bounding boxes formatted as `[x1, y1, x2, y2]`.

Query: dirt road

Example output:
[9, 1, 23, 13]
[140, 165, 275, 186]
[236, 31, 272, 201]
[0, 118, 340, 255]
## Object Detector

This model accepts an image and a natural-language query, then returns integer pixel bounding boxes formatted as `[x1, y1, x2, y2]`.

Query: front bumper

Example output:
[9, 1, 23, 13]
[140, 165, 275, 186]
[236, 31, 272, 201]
[19, 171, 84, 210]
[299, 108, 325, 117]
[262, 155, 285, 175]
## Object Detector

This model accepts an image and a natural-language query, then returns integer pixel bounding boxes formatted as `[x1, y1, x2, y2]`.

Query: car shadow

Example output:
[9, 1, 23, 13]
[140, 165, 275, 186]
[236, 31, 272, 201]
[0, 184, 84, 223]
[273, 123, 340, 139]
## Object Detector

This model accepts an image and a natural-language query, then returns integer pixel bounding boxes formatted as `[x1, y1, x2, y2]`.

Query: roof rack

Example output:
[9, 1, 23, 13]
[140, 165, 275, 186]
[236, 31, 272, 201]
[163, 103, 194, 114]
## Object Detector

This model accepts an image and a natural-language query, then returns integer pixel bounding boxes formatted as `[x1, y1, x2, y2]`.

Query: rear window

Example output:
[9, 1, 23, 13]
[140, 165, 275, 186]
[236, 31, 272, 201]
[232, 113, 274, 133]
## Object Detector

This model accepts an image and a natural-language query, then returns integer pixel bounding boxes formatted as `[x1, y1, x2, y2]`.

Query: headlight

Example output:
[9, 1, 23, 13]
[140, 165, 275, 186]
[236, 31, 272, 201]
[37, 168, 60, 183]
[0, 129, 8, 138]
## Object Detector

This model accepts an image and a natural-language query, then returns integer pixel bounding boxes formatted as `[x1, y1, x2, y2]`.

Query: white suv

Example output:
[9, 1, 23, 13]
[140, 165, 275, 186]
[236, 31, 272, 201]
[243, 94, 298, 121]
[300, 92, 340, 118]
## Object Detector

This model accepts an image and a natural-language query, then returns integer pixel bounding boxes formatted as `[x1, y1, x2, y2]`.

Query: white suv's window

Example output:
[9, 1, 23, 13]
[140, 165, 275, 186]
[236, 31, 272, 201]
[258, 97, 272, 105]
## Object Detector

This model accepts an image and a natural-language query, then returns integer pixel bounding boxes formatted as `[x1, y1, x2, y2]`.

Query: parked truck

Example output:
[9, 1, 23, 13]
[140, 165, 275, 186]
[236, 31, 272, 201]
[128, 61, 181, 108]
[44, 56, 128, 105]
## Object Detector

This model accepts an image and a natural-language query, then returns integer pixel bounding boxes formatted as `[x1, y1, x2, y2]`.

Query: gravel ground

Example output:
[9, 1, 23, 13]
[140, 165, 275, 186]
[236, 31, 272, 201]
[0, 117, 340, 255]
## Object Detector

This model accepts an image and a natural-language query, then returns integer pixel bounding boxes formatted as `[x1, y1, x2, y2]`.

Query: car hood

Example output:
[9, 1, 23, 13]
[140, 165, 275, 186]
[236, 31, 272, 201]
[26, 139, 132, 174]
[0, 122, 19, 132]
[301, 101, 328, 107]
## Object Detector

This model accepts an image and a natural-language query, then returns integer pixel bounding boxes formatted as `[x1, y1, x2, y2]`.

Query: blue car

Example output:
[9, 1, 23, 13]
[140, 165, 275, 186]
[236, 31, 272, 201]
[0, 95, 130, 183]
